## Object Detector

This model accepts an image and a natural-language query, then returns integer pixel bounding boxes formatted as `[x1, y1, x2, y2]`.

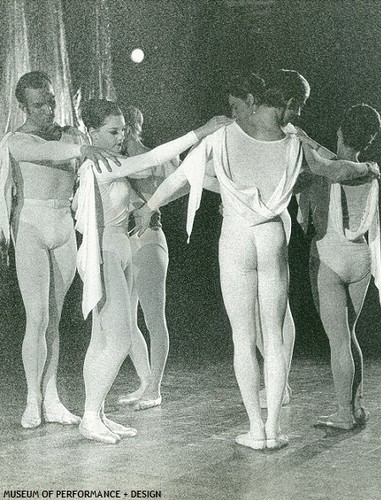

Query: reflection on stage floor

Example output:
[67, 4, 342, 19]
[0, 355, 380, 500]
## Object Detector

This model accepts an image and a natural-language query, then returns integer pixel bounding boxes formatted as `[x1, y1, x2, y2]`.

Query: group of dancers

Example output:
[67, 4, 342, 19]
[0, 68, 379, 449]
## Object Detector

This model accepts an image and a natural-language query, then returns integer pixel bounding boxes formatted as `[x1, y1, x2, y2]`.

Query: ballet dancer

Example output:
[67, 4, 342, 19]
[298, 104, 381, 429]
[0, 71, 122, 429]
[75, 99, 232, 443]
[133, 70, 379, 450]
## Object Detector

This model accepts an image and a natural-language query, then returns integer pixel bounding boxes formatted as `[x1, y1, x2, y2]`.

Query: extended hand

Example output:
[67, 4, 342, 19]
[129, 203, 154, 237]
[80, 145, 125, 173]
[194, 116, 235, 140]
[366, 162, 380, 179]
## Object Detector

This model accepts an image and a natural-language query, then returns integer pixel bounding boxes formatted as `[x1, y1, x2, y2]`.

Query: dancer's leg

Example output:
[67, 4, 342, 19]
[118, 283, 150, 403]
[42, 232, 80, 424]
[14, 221, 50, 428]
[258, 299, 294, 408]
[255, 222, 288, 447]
[133, 242, 169, 409]
[347, 274, 371, 422]
[80, 249, 134, 443]
[219, 219, 265, 448]
[311, 259, 355, 427]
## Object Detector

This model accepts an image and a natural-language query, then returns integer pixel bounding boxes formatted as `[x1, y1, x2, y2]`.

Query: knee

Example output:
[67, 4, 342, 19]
[25, 308, 49, 337]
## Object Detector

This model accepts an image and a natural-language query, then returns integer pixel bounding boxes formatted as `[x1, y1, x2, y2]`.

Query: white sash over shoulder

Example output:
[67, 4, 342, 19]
[0, 133, 15, 245]
[75, 161, 103, 319]
[183, 126, 303, 243]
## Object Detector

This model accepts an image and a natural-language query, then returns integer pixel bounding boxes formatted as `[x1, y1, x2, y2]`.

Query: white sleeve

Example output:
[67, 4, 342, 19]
[95, 131, 198, 180]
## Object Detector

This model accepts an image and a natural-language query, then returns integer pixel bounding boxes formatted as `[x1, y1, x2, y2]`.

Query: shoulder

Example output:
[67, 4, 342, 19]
[62, 126, 89, 145]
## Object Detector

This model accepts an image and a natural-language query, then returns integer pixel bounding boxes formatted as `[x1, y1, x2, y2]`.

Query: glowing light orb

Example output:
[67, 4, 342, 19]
[130, 48, 145, 63]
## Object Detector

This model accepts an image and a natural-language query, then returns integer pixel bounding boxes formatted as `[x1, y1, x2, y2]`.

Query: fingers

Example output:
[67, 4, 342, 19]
[137, 226, 148, 237]
[103, 150, 122, 166]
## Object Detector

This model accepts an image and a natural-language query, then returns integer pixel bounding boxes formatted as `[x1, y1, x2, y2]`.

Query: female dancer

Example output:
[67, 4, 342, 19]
[133, 71, 378, 450]
[75, 99, 232, 443]
[117, 106, 182, 410]
[298, 104, 381, 429]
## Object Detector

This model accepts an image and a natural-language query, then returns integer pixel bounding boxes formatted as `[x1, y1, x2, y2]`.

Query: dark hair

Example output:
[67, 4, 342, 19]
[340, 104, 381, 152]
[15, 71, 52, 105]
[259, 69, 310, 108]
[227, 73, 266, 102]
[228, 69, 310, 108]
[81, 99, 122, 130]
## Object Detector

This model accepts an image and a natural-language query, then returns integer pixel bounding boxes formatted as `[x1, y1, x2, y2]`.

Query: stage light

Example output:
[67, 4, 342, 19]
[130, 48, 145, 63]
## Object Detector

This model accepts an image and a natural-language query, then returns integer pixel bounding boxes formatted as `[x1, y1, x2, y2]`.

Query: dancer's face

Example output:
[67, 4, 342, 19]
[280, 99, 304, 127]
[91, 114, 126, 152]
[22, 82, 56, 130]
[228, 95, 254, 121]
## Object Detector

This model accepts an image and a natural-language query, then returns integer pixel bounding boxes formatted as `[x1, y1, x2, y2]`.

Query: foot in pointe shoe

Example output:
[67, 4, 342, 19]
[43, 401, 81, 425]
[101, 415, 137, 438]
[21, 401, 42, 429]
[315, 411, 355, 430]
[259, 385, 292, 409]
[235, 432, 266, 450]
[266, 434, 289, 450]
[79, 417, 121, 444]
[133, 395, 162, 411]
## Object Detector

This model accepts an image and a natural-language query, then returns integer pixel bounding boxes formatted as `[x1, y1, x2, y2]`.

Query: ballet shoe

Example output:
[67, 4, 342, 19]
[235, 432, 266, 450]
[101, 415, 137, 438]
[21, 402, 42, 429]
[315, 412, 355, 430]
[259, 386, 291, 409]
[266, 434, 289, 450]
[134, 396, 162, 411]
[43, 402, 81, 425]
[118, 393, 141, 405]
[354, 407, 370, 426]
[79, 419, 121, 444]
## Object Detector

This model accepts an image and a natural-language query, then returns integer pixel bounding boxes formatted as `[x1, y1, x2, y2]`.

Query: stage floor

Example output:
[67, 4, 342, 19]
[1, 356, 380, 500]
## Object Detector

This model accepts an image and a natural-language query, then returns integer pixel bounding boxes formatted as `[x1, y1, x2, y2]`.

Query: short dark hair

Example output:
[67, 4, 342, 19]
[81, 99, 122, 130]
[15, 71, 52, 105]
[227, 73, 266, 102]
[340, 104, 381, 152]
[228, 69, 310, 109]
[259, 69, 310, 108]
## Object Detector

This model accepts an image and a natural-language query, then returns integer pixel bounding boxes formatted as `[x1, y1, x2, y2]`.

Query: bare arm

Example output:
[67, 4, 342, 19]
[8, 133, 123, 173]
[302, 143, 378, 182]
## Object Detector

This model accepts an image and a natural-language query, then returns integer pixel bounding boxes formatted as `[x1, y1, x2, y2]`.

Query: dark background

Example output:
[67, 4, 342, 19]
[2, 0, 381, 371]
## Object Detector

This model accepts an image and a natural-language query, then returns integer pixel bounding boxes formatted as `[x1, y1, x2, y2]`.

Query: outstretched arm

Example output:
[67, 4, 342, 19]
[302, 142, 379, 182]
[296, 128, 379, 183]
[95, 116, 232, 181]
[8, 133, 123, 173]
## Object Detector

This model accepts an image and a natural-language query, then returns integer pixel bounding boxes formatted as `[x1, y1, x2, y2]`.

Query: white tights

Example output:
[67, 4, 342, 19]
[310, 256, 370, 412]
[127, 229, 169, 401]
[13, 202, 77, 407]
[83, 228, 134, 414]
[219, 215, 288, 440]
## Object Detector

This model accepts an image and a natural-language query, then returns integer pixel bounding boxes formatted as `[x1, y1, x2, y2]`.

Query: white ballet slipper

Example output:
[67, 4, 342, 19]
[79, 418, 121, 444]
[101, 415, 137, 438]
[235, 432, 266, 450]
[316, 412, 355, 430]
[43, 401, 81, 425]
[266, 434, 289, 450]
[133, 396, 162, 411]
